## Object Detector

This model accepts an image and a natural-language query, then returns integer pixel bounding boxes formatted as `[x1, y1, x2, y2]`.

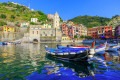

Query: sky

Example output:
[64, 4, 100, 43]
[0, 0, 120, 20]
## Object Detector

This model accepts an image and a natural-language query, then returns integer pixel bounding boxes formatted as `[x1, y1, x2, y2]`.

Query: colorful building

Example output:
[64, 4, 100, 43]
[87, 27, 98, 39]
[115, 25, 120, 37]
[3, 25, 15, 32]
[68, 26, 74, 38]
[31, 18, 38, 23]
[79, 25, 87, 36]
[61, 23, 68, 35]
[47, 14, 54, 20]
[61, 23, 87, 39]
[67, 21, 74, 26]
[87, 26, 112, 39]
[62, 35, 71, 40]
[20, 22, 29, 27]
[41, 24, 53, 28]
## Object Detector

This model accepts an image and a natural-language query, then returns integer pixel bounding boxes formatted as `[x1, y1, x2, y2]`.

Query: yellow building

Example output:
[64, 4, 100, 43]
[3, 25, 15, 32]
[62, 35, 71, 40]
[41, 24, 53, 28]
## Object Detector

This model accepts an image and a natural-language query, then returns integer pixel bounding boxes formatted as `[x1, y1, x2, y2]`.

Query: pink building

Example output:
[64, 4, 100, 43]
[61, 23, 68, 35]
[47, 14, 54, 19]
[68, 26, 74, 38]
[73, 24, 87, 37]
[61, 23, 87, 39]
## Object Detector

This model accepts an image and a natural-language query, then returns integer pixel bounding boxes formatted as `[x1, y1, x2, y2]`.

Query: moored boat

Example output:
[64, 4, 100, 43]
[95, 45, 106, 54]
[66, 42, 107, 54]
[45, 41, 96, 61]
[106, 43, 119, 52]
[2, 42, 8, 45]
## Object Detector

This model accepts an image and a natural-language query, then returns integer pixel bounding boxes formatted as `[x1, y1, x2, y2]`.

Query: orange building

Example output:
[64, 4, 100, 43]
[87, 26, 112, 39]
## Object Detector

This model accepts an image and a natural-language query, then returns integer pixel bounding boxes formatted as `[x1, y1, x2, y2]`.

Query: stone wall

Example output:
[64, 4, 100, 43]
[40, 28, 56, 36]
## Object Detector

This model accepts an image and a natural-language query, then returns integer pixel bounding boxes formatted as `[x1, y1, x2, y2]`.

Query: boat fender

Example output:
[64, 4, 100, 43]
[45, 45, 48, 49]
[57, 44, 61, 48]
[51, 52, 55, 55]
[67, 45, 69, 47]
[64, 52, 69, 55]
[88, 55, 93, 58]
[70, 52, 76, 54]
[89, 49, 95, 55]
[58, 53, 63, 55]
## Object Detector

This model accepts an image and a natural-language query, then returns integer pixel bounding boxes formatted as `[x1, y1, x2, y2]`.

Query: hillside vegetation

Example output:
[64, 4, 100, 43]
[69, 15, 111, 28]
[107, 15, 120, 28]
[0, 2, 48, 26]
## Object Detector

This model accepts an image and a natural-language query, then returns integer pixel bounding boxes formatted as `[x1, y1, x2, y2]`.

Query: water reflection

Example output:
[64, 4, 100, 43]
[0, 45, 16, 63]
[0, 43, 120, 80]
[45, 55, 95, 77]
[24, 55, 95, 80]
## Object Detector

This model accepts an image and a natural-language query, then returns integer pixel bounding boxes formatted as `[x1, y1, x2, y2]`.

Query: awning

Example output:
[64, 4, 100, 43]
[101, 36, 105, 38]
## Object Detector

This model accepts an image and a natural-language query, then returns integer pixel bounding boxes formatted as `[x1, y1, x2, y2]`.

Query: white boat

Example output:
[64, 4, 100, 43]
[106, 43, 119, 52]
[95, 45, 106, 54]
[69, 42, 107, 54]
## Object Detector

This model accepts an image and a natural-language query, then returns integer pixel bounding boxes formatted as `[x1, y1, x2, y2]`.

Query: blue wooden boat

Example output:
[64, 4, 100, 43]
[2, 42, 8, 45]
[45, 41, 96, 61]
[45, 45, 89, 61]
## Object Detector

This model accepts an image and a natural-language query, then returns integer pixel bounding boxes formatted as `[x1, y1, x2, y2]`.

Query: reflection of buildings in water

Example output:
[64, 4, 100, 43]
[29, 44, 40, 57]
[103, 52, 120, 63]
[0, 45, 16, 63]
[16, 44, 30, 60]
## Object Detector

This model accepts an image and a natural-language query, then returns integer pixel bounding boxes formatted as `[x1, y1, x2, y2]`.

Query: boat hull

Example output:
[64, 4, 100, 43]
[70, 45, 106, 54]
[46, 50, 89, 61]
[95, 46, 105, 54]
[106, 46, 119, 52]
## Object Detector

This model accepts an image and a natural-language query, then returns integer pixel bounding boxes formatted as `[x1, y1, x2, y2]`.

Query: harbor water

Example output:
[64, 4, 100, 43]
[0, 43, 120, 80]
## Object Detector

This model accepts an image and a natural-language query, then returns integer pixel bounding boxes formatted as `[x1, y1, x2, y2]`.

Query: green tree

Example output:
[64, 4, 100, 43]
[87, 36, 92, 39]
[37, 11, 44, 15]
[0, 14, 6, 19]
[0, 21, 7, 26]
[30, 22, 36, 25]
[112, 15, 119, 19]
[74, 35, 78, 38]
[69, 15, 111, 28]
[16, 4, 21, 9]
[15, 22, 19, 25]
[60, 17, 63, 22]
[2, 2, 7, 6]
[80, 35, 85, 38]
[11, 15, 15, 19]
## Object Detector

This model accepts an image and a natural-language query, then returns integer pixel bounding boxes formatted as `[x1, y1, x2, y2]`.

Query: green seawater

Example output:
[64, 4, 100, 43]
[0, 43, 120, 80]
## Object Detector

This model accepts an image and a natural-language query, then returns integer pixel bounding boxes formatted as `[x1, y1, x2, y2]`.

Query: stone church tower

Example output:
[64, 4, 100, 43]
[54, 12, 60, 29]
[53, 12, 62, 41]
